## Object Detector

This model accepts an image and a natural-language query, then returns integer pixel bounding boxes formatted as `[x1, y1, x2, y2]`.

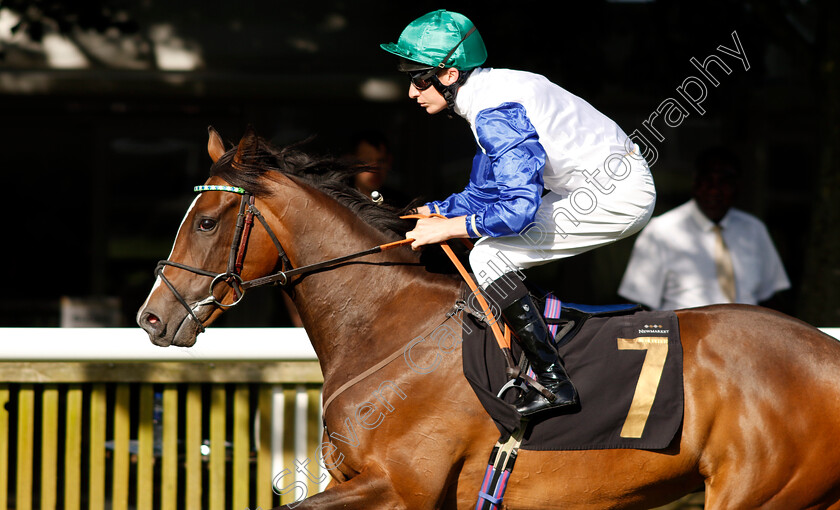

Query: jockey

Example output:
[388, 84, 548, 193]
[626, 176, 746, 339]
[381, 10, 656, 416]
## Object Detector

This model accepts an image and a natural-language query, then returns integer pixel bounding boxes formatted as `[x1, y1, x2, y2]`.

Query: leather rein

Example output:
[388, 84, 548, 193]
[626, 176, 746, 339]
[154, 184, 413, 333]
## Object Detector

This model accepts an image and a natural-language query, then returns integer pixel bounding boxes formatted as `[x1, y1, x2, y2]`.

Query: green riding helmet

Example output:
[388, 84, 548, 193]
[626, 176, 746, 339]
[380, 9, 487, 72]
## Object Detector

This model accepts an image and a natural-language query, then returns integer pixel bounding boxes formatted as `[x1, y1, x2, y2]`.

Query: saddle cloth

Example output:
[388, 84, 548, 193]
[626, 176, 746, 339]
[461, 295, 684, 451]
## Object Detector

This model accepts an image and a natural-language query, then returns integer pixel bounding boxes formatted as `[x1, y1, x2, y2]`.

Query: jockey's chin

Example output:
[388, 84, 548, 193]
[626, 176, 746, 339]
[409, 83, 449, 115]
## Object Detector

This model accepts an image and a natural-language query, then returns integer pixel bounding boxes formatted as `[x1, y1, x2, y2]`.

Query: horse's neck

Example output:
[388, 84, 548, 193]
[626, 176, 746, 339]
[277, 187, 461, 390]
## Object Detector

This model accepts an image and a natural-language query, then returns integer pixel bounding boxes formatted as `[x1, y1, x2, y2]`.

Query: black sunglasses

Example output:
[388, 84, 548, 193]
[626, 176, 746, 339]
[405, 26, 478, 91]
[407, 68, 439, 91]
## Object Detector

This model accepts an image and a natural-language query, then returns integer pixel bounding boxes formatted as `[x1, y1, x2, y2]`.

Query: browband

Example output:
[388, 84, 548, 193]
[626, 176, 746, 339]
[194, 185, 246, 194]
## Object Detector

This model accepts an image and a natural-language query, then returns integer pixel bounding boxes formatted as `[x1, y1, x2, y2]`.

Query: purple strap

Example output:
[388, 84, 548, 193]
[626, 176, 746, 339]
[476, 465, 493, 510]
[544, 294, 563, 338]
[478, 490, 503, 506]
[476, 464, 514, 509]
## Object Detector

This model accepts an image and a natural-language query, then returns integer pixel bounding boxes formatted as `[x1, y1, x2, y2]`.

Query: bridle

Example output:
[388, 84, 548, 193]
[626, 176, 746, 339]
[154, 184, 412, 333]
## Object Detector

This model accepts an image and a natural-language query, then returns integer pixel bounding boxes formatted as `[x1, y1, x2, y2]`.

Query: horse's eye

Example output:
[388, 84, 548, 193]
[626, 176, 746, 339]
[198, 218, 217, 232]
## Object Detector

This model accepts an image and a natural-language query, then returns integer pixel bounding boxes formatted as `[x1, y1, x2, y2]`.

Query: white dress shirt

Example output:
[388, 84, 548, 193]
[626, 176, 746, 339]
[618, 200, 790, 310]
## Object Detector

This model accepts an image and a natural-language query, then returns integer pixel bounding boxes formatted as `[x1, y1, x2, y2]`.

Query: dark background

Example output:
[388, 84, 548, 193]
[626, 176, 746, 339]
[1, 0, 838, 328]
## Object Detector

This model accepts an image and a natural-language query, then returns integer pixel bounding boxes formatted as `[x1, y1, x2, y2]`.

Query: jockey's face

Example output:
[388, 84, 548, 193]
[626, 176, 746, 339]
[408, 68, 459, 115]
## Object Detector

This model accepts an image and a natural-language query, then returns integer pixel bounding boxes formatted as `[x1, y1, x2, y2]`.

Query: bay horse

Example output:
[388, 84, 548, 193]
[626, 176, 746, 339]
[137, 126, 840, 509]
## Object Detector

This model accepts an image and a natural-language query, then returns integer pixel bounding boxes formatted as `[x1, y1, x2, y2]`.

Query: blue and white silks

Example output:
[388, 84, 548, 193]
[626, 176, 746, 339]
[424, 68, 657, 285]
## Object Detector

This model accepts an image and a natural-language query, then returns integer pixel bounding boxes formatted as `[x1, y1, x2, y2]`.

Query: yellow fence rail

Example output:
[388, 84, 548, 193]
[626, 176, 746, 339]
[0, 328, 327, 510]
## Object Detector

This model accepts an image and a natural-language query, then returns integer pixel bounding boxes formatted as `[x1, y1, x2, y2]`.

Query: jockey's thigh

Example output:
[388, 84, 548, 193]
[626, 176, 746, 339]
[470, 158, 656, 288]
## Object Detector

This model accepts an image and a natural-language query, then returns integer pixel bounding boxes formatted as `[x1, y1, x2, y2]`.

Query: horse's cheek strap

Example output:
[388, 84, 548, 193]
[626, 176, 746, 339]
[227, 194, 250, 273]
[234, 196, 257, 274]
[250, 205, 292, 271]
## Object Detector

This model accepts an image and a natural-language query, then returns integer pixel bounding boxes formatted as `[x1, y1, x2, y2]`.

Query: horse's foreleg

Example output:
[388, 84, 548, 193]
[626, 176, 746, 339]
[273, 466, 406, 510]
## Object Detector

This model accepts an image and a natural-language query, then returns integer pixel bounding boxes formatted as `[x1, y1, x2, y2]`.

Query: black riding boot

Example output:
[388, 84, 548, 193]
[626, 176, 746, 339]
[501, 294, 579, 416]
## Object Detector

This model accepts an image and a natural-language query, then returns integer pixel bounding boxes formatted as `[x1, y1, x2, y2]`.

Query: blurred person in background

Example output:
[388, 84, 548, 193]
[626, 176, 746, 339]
[346, 130, 411, 209]
[619, 146, 790, 311]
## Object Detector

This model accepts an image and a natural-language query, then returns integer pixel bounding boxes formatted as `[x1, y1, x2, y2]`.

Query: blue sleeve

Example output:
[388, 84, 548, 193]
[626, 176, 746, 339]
[470, 103, 546, 237]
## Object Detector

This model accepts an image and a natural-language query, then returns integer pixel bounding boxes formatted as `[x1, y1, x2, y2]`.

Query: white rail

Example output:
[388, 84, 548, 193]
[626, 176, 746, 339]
[0, 327, 316, 361]
[0, 327, 837, 361]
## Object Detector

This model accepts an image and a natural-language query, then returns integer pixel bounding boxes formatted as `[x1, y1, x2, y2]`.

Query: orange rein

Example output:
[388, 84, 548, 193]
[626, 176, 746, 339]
[401, 214, 511, 351]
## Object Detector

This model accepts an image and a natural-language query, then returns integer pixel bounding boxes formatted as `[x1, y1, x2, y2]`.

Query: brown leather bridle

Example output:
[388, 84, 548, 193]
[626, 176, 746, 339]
[153, 184, 412, 333]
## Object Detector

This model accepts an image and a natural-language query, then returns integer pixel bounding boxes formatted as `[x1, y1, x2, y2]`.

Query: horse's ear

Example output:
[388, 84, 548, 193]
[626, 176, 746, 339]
[234, 125, 259, 166]
[207, 126, 225, 163]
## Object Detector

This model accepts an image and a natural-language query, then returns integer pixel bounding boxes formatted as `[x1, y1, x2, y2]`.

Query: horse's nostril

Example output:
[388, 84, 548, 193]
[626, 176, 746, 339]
[141, 312, 163, 333]
[139, 311, 169, 339]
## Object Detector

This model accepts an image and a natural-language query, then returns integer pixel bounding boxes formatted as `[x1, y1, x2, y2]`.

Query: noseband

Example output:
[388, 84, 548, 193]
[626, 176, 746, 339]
[154, 184, 413, 333]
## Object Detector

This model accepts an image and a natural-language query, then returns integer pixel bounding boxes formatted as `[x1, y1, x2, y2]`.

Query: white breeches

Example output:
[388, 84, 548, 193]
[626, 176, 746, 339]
[470, 157, 656, 289]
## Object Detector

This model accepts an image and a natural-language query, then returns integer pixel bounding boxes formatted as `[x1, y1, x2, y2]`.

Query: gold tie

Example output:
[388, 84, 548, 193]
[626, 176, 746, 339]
[712, 225, 736, 303]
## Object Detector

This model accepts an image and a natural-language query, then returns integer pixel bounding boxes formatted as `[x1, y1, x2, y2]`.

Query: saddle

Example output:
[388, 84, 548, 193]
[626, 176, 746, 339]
[544, 299, 644, 349]
[459, 283, 683, 510]
[459, 282, 683, 448]
[459, 282, 645, 395]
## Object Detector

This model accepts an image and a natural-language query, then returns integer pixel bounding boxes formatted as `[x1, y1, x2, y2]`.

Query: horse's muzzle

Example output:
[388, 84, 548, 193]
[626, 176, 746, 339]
[137, 305, 202, 347]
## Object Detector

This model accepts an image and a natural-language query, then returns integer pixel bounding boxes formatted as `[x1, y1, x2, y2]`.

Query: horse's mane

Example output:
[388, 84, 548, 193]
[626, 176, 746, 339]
[209, 135, 416, 238]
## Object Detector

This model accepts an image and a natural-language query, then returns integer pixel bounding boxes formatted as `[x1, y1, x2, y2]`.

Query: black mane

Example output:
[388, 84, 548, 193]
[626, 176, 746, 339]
[209, 136, 416, 239]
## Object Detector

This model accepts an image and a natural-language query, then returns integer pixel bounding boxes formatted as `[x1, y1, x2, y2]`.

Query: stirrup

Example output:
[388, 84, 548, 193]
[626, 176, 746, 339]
[497, 341, 532, 401]
[497, 378, 529, 400]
